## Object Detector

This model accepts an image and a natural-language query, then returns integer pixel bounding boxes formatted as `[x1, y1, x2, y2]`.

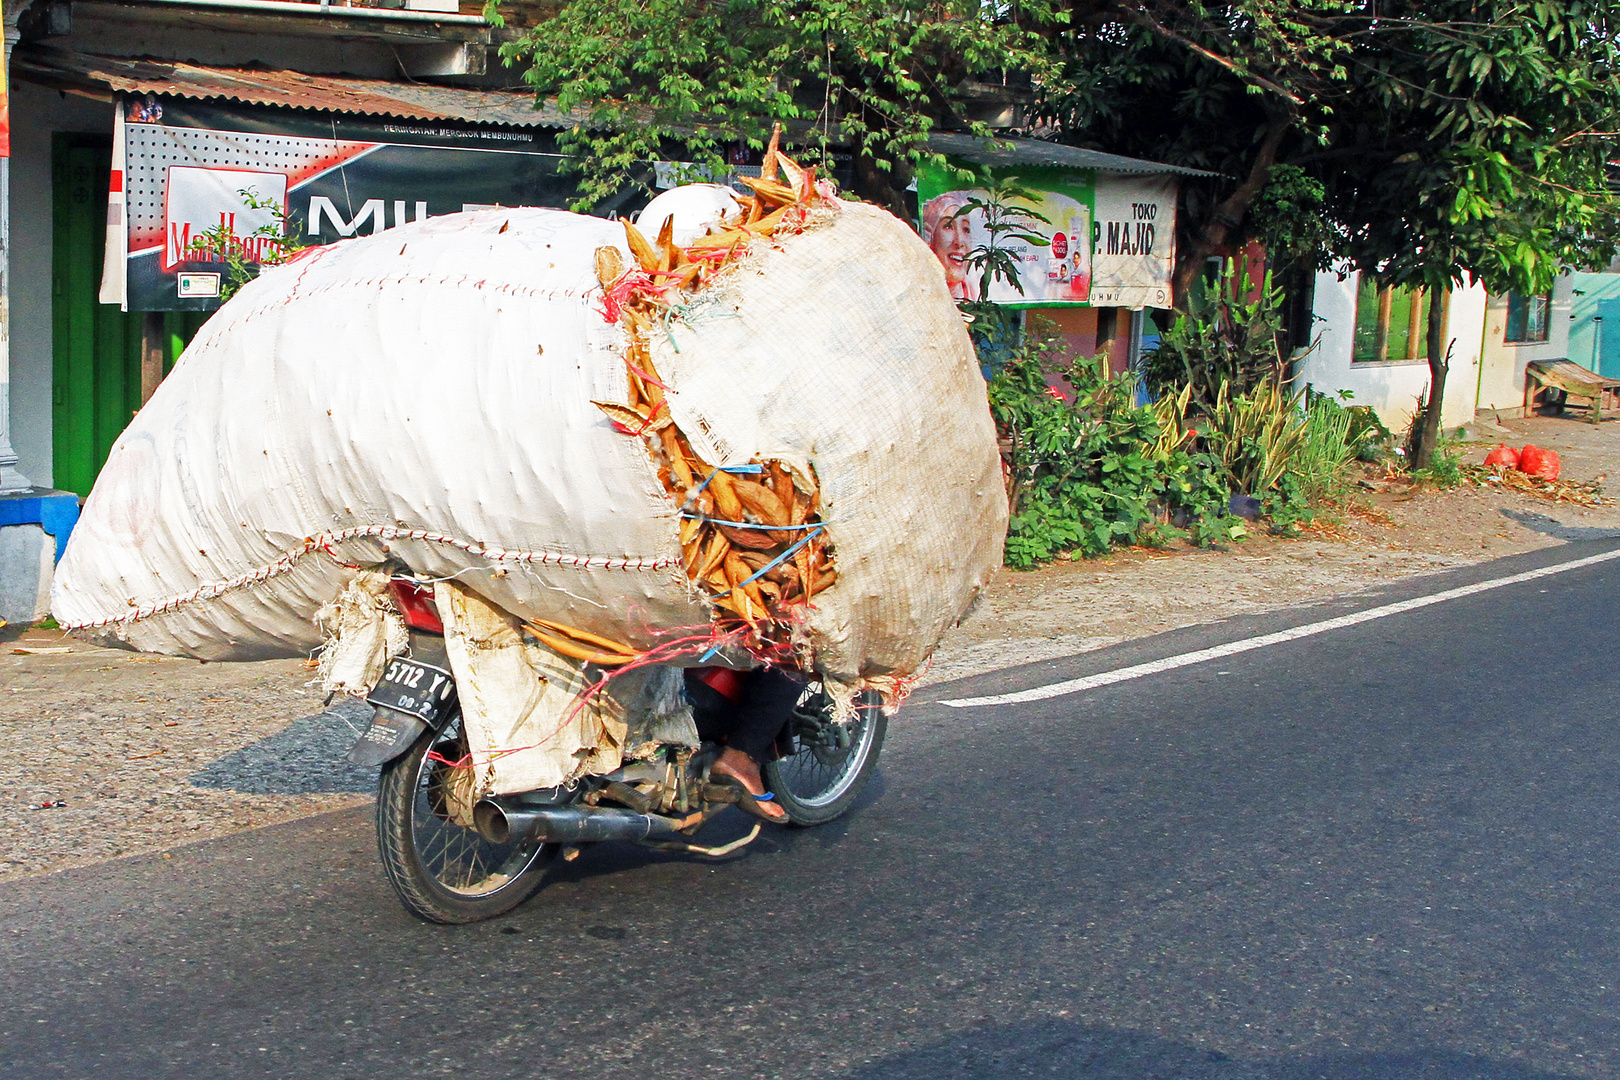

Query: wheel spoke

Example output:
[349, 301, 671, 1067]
[769, 691, 880, 811]
[405, 719, 541, 897]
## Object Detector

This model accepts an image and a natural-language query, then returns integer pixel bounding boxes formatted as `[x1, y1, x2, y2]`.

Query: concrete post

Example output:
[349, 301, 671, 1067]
[0, 10, 82, 628]
[0, 11, 30, 494]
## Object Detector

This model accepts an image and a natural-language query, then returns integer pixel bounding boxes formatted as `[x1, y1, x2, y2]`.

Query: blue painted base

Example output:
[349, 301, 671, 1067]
[0, 488, 81, 562]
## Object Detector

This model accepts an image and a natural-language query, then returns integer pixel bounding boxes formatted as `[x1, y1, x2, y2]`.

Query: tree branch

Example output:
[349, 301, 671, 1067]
[1172, 112, 1292, 308]
[1118, 5, 1304, 107]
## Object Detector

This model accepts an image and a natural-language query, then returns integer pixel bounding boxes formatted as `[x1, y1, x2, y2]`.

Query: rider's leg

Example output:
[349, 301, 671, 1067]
[728, 667, 804, 761]
[711, 667, 803, 820]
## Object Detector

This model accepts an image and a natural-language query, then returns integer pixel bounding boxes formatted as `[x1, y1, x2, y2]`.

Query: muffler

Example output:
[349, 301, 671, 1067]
[472, 800, 684, 846]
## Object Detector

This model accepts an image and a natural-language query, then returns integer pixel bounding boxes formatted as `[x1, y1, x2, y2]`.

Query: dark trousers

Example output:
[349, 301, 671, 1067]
[685, 667, 805, 762]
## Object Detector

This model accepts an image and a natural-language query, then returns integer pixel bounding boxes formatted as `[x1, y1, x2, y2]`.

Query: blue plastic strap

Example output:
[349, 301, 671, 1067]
[679, 513, 821, 532]
[708, 526, 825, 600]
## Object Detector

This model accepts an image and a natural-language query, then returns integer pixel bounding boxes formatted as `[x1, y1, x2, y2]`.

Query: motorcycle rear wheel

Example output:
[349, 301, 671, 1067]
[375, 715, 554, 924]
[763, 685, 886, 826]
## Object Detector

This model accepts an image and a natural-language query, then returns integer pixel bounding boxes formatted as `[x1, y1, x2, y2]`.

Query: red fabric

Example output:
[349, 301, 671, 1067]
[1483, 444, 1521, 468]
[1518, 445, 1561, 480]
[388, 579, 444, 634]
[693, 665, 746, 702]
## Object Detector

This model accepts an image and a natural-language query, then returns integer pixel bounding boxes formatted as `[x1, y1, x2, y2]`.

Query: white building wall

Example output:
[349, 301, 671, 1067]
[1475, 271, 1574, 416]
[1295, 267, 1485, 434]
[8, 82, 119, 489]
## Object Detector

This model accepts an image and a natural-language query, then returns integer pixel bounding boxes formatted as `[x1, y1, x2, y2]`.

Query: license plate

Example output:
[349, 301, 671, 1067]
[366, 657, 458, 727]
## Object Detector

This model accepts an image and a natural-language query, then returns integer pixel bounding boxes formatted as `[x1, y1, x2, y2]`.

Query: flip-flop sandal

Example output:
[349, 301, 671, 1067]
[711, 775, 788, 823]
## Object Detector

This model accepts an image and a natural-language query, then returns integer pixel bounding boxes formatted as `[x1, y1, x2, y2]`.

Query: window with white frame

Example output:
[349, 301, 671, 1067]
[1504, 290, 1551, 343]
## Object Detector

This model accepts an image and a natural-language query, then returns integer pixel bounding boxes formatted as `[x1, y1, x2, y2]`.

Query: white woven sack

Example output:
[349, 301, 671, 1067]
[650, 201, 1004, 682]
[51, 195, 1005, 688]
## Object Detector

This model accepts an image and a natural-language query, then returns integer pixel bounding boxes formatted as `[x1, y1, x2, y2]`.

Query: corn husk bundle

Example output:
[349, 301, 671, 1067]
[581, 128, 839, 655]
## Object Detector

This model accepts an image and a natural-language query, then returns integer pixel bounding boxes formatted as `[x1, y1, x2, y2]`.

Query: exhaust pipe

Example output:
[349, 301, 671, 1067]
[473, 800, 684, 846]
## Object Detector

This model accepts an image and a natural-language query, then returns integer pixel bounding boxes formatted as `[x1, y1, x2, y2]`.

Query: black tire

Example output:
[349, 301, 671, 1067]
[375, 714, 553, 924]
[763, 684, 886, 826]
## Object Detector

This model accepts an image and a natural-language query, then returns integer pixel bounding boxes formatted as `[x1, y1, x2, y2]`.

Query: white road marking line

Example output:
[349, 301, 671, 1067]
[939, 547, 1620, 709]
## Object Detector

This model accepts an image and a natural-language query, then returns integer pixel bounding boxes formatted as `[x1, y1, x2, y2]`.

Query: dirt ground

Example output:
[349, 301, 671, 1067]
[5, 412, 1619, 881]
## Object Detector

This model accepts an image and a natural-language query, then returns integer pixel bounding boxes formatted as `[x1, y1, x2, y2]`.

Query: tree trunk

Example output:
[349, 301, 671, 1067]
[851, 146, 912, 221]
[1412, 289, 1448, 469]
[1170, 114, 1290, 310]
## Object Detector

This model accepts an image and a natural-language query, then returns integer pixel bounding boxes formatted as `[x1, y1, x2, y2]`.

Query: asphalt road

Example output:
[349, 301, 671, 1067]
[5, 540, 1620, 1080]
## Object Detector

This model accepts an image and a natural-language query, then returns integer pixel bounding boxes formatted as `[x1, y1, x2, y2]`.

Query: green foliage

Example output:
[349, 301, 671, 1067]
[1141, 262, 1288, 413]
[988, 339, 1239, 568]
[989, 329, 1369, 565]
[1252, 164, 1337, 274]
[1201, 378, 1308, 498]
[1337, 397, 1394, 463]
[187, 188, 307, 301]
[1031, 0, 1620, 317]
[495, 0, 1071, 210]
[1409, 439, 1464, 488]
[1406, 403, 1470, 488]
[1292, 391, 1360, 504]
[1318, 0, 1620, 299]
[951, 179, 1051, 297]
[962, 301, 1022, 380]
[1202, 382, 1365, 532]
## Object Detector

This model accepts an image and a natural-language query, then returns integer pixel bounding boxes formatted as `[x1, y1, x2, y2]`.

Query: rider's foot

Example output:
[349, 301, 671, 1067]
[711, 747, 788, 821]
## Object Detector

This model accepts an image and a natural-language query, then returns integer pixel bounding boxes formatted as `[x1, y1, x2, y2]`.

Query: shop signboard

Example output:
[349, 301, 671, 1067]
[1089, 173, 1177, 309]
[917, 161, 1177, 309]
[99, 96, 644, 312]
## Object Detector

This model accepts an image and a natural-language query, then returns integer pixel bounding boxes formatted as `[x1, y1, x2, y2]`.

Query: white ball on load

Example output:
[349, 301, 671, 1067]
[635, 184, 744, 247]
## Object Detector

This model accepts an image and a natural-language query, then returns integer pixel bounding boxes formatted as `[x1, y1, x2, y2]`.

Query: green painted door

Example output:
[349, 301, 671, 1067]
[51, 134, 207, 496]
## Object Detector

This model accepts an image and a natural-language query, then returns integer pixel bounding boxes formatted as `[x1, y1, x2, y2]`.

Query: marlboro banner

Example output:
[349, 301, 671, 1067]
[100, 96, 643, 312]
[917, 163, 1177, 310]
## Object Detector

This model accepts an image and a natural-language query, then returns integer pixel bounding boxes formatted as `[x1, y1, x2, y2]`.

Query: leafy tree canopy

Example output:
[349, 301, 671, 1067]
[493, 0, 1072, 212]
[1042, 0, 1620, 464]
[1044, 0, 1620, 295]
[1317, 0, 1620, 296]
[496, 0, 1620, 463]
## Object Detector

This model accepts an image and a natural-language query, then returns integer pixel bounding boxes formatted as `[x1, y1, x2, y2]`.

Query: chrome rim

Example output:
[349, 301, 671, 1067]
[408, 718, 543, 897]
[771, 687, 879, 809]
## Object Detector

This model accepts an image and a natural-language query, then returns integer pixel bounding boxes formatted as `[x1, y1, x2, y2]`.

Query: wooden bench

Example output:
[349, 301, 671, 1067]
[1525, 359, 1620, 424]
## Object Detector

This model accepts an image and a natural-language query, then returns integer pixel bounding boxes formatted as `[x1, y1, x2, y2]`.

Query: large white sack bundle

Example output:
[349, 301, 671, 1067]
[51, 193, 1006, 690]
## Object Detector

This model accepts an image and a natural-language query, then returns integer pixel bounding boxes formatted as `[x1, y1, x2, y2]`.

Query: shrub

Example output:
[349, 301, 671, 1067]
[1402, 400, 1463, 487]
[984, 277, 1366, 565]
[988, 339, 1238, 568]
[1294, 391, 1363, 504]
[1141, 263, 1289, 412]
[1201, 379, 1309, 498]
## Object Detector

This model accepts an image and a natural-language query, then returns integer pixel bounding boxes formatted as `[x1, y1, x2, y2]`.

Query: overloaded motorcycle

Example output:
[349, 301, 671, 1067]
[345, 576, 887, 924]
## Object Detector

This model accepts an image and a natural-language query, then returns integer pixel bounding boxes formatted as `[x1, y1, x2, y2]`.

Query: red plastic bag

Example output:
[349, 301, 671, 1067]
[1518, 444, 1561, 480]
[1483, 444, 1520, 468]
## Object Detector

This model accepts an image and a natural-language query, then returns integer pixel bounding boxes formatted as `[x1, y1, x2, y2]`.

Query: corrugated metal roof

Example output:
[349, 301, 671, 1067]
[926, 133, 1218, 177]
[16, 49, 1215, 172]
[14, 47, 585, 128]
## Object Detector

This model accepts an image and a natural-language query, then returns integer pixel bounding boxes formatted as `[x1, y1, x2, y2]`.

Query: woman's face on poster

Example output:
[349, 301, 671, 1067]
[930, 209, 972, 294]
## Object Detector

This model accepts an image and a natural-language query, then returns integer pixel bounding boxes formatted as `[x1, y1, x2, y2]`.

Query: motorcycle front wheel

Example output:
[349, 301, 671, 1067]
[375, 714, 554, 924]
[763, 685, 887, 826]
